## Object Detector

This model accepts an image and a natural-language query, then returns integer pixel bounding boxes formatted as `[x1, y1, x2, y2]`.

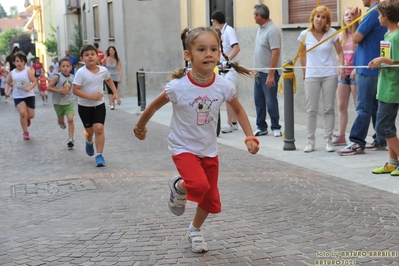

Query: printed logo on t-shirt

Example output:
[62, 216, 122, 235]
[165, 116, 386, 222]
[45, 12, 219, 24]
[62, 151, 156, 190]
[189, 95, 219, 125]
[62, 80, 72, 91]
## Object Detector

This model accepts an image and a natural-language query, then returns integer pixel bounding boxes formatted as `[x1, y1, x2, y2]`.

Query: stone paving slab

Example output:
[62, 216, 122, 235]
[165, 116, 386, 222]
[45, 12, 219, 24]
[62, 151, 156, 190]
[0, 96, 399, 265]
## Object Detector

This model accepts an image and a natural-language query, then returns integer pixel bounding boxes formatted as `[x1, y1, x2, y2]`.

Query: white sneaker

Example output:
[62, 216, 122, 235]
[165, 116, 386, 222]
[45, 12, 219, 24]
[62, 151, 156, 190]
[304, 142, 315, 153]
[273, 130, 282, 137]
[167, 176, 186, 216]
[221, 124, 233, 133]
[188, 230, 209, 253]
[231, 123, 238, 131]
[254, 129, 268, 136]
[325, 140, 335, 152]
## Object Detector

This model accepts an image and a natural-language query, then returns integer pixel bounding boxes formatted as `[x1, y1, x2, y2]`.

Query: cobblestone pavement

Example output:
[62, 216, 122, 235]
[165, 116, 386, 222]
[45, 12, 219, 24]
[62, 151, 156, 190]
[1, 96, 399, 266]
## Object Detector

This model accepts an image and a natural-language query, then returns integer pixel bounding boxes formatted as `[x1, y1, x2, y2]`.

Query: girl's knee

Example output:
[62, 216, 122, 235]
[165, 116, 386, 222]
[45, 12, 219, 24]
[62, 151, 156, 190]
[188, 182, 210, 199]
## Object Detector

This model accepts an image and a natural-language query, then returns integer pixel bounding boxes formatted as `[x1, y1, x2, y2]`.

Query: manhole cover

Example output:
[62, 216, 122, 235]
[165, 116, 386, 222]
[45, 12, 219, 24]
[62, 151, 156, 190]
[11, 178, 99, 198]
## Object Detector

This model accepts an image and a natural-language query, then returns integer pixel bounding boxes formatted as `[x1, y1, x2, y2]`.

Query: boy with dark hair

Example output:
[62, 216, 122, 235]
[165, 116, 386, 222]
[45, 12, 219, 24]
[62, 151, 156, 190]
[48, 58, 76, 149]
[72, 44, 121, 167]
[369, 0, 399, 175]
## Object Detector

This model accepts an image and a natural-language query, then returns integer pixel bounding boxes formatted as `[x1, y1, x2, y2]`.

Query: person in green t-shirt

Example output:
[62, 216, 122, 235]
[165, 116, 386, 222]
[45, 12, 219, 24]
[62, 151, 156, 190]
[369, 0, 399, 175]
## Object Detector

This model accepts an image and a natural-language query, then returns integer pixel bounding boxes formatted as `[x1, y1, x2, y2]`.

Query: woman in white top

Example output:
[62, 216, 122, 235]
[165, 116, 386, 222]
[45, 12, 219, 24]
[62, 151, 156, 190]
[298, 5, 345, 153]
[101, 46, 122, 110]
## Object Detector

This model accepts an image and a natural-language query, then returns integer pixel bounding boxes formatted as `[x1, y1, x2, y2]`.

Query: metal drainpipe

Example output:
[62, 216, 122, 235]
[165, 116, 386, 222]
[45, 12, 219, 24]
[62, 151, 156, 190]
[258, 0, 262, 4]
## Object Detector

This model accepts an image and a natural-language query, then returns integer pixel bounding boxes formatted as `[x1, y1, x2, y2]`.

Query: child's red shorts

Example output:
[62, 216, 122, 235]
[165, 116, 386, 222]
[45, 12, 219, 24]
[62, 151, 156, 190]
[172, 152, 221, 214]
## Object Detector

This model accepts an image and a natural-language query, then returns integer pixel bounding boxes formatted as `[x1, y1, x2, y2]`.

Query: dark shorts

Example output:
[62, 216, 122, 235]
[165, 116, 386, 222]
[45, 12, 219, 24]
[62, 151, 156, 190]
[338, 75, 356, 85]
[14, 96, 36, 109]
[105, 80, 119, 95]
[0, 88, 4, 96]
[376, 101, 398, 139]
[78, 103, 106, 128]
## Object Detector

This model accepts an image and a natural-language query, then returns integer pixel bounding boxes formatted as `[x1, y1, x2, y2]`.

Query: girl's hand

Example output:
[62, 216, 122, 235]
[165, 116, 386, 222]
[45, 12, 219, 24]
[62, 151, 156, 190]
[246, 141, 259, 154]
[245, 137, 260, 154]
[338, 68, 345, 81]
[22, 86, 31, 92]
[350, 69, 356, 81]
[134, 125, 147, 140]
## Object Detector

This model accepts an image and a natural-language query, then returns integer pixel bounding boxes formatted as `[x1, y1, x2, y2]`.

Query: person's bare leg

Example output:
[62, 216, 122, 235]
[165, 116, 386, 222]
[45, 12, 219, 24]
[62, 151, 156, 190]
[93, 123, 105, 153]
[336, 83, 350, 136]
[192, 206, 209, 229]
[67, 114, 74, 139]
[16, 103, 28, 133]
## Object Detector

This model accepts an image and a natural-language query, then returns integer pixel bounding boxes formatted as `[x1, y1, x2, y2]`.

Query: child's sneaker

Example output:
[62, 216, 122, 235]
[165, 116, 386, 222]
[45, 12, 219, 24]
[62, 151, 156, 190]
[23, 132, 30, 140]
[332, 134, 346, 146]
[187, 230, 209, 253]
[67, 139, 74, 149]
[372, 163, 396, 174]
[95, 154, 106, 167]
[59, 123, 66, 129]
[85, 141, 94, 156]
[390, 165, 399, 176]
[167, 176, 186, 216]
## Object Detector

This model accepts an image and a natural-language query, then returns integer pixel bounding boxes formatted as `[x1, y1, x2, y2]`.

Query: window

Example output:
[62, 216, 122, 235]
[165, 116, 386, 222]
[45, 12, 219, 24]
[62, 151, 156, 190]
[107, 1, 114, 39]
[289, 0, 337, 24]
[93, 5, 99, 39]
[283, 0, 337, 25]
[209, 0, 234, 27]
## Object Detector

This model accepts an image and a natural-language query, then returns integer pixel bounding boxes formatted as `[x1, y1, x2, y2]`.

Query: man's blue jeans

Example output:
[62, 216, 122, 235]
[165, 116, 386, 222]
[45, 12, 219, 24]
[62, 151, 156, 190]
[254, 72, 281, 131]
[349, 73, 386, 147]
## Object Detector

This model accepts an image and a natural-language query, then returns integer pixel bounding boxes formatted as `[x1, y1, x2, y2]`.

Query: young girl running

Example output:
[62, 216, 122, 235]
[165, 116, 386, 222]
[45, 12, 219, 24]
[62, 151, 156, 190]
[333, 7, 358, 145]
[4, 51, 37, 140]
[134, 27, 259, 253]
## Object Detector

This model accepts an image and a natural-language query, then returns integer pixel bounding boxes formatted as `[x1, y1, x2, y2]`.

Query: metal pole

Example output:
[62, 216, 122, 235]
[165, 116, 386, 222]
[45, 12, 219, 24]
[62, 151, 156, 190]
[137, 68, 146, 111]
[283, 61, 296, 150]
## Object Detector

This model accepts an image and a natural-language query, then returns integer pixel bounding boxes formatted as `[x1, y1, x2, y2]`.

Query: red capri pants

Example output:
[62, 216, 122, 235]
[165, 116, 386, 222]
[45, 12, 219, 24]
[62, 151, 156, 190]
[172, 152, 221, 214]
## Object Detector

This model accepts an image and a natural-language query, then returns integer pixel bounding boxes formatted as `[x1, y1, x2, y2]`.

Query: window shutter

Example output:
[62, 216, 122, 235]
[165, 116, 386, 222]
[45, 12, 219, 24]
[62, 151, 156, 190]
[289, 0, 337, 24]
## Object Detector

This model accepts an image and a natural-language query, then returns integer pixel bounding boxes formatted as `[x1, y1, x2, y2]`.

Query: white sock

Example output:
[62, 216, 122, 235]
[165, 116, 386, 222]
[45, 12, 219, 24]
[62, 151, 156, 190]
[96, 153, 102, 157]
[188, 223, 200, 232]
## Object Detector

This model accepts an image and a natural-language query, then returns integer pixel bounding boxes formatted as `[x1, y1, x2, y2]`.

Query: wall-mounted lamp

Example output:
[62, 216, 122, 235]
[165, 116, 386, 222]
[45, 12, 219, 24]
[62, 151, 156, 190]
[30, 29, 37, 43]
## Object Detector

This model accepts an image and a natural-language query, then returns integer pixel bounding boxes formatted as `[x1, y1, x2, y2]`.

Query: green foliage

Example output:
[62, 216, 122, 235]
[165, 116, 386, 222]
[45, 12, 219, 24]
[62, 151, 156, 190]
[9, 6, 18, 17]
[44, 24, 58, 57]
[0, 28, 23, 55]
[68, 23, 83, 60]
[0, 4, 7, 18]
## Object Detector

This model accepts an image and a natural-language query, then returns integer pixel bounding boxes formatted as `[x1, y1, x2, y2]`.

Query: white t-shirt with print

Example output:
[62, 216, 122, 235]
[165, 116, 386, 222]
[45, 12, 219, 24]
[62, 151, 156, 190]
[298, 28, 339, 78]
[73, 65, 110, 107]
[164, 72, 236, 157]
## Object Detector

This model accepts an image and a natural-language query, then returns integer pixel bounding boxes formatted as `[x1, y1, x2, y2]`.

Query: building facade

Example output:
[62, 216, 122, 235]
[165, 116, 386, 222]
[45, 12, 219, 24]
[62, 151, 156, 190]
[43, 0, 365, 126]
[25, 0, 56, 72]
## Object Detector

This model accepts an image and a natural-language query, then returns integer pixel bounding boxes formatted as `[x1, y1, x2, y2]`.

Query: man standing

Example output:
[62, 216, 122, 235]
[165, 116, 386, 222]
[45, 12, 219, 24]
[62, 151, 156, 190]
[253, 4, 282, 137]
[64, 49, 78, 74]
[338, 0, 387, 156]
[211, 10, 241, 134]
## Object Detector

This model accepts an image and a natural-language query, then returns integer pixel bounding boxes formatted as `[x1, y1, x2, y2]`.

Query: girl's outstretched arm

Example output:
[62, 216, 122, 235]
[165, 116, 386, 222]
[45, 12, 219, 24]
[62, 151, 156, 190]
[134, 92, 170, 140]
[227, 98, 259, 154]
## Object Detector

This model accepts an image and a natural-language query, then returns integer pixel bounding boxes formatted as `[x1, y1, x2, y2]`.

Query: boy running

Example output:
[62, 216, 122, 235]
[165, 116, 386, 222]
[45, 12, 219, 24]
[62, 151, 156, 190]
[47, 58, 76, 149]
[72, 44, 121, 167]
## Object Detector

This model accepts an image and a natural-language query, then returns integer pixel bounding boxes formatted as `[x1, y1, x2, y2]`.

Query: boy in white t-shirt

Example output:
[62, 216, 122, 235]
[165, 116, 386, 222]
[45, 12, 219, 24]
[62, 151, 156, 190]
[72, 44, 121, 167]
